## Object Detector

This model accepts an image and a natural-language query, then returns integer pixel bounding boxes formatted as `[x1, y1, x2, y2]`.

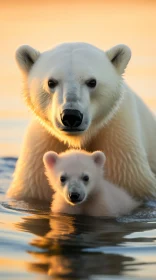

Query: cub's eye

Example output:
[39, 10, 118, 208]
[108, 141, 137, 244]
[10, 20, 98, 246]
[60, 175, 67, 183]
[85, 79, 97, 88]
[82, 175, 89, 182]
[48, 79, 58, 89]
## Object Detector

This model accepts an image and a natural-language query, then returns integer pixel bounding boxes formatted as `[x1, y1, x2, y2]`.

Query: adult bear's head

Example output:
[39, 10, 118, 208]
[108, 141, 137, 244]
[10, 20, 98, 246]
[16, 42, 131, 147]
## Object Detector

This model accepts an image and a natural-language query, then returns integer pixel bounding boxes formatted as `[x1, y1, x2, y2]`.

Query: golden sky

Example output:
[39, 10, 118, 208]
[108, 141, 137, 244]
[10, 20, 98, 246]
[0, 0, 156, 111]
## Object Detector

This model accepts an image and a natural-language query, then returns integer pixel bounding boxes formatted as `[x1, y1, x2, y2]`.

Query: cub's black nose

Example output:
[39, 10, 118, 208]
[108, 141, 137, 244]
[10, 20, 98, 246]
[69, 192, 80, 203]
[61, 109, 83, 128]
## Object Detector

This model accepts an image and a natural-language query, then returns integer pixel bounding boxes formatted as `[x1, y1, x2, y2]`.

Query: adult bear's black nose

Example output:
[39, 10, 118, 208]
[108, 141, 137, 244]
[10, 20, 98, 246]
[61, 109, 83, 128]
[68, 192, 80, 203]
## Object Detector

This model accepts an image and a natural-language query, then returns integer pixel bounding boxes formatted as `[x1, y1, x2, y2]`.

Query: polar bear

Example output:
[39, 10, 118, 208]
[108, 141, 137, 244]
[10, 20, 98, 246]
[43, 150, 140, 217]
[7, 42, 156, 201]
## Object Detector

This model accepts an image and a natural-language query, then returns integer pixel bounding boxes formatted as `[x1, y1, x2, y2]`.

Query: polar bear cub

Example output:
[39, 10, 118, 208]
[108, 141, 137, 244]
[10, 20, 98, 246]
[43, 150, 140, 217]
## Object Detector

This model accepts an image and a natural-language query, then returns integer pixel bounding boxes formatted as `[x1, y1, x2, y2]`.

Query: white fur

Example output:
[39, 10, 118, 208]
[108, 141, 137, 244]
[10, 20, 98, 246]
[7, 42, 156, 201]
[43, 150, 140, 217]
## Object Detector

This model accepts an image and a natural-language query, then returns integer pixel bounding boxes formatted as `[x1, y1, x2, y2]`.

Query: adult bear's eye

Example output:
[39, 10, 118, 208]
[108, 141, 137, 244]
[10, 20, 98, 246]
[85, 79, 97, 88]
[60, 175, 67, 183]
[82, 175, 89, 182]
[48, 79, 58, 89]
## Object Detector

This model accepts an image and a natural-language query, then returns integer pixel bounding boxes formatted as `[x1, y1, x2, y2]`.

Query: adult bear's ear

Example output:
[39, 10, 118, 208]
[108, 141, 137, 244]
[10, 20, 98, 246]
[15, 45, 40, 75]
[106, 44, 131, 75]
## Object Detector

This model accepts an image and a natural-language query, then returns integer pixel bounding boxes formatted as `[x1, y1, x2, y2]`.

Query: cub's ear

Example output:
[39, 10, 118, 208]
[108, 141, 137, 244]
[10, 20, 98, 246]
[43, 151, 58, 169]
[106, 44, 131, 75]
[15, 45, 40, 74]
[92, 151, 106, 167]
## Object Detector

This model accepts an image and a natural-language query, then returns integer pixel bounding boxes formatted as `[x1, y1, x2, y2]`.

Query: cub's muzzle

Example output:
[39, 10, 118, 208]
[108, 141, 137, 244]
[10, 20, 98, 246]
[68, 192, 81, 203]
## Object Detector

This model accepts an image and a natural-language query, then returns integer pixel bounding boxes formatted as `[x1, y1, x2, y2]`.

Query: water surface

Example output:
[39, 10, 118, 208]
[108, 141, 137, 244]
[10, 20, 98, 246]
[1, 155, 156, 279]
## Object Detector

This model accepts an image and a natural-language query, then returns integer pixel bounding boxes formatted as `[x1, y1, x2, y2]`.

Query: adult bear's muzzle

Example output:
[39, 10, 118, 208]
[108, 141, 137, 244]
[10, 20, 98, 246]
[60, 109, 83, 128]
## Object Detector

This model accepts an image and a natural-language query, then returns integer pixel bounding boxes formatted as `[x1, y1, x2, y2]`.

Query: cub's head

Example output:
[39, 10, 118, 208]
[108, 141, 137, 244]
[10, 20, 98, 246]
[16, 42, 131, 147]
[43, 150, 105, 206]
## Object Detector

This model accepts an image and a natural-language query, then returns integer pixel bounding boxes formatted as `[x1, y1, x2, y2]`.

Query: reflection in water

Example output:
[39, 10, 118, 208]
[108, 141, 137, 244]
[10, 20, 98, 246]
[1, 158, 156, 279]
[15, 212, 156, 279]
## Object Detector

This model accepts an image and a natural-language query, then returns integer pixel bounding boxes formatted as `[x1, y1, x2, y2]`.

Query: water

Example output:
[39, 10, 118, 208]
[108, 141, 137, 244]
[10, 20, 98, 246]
[0, 148, 156, 279]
